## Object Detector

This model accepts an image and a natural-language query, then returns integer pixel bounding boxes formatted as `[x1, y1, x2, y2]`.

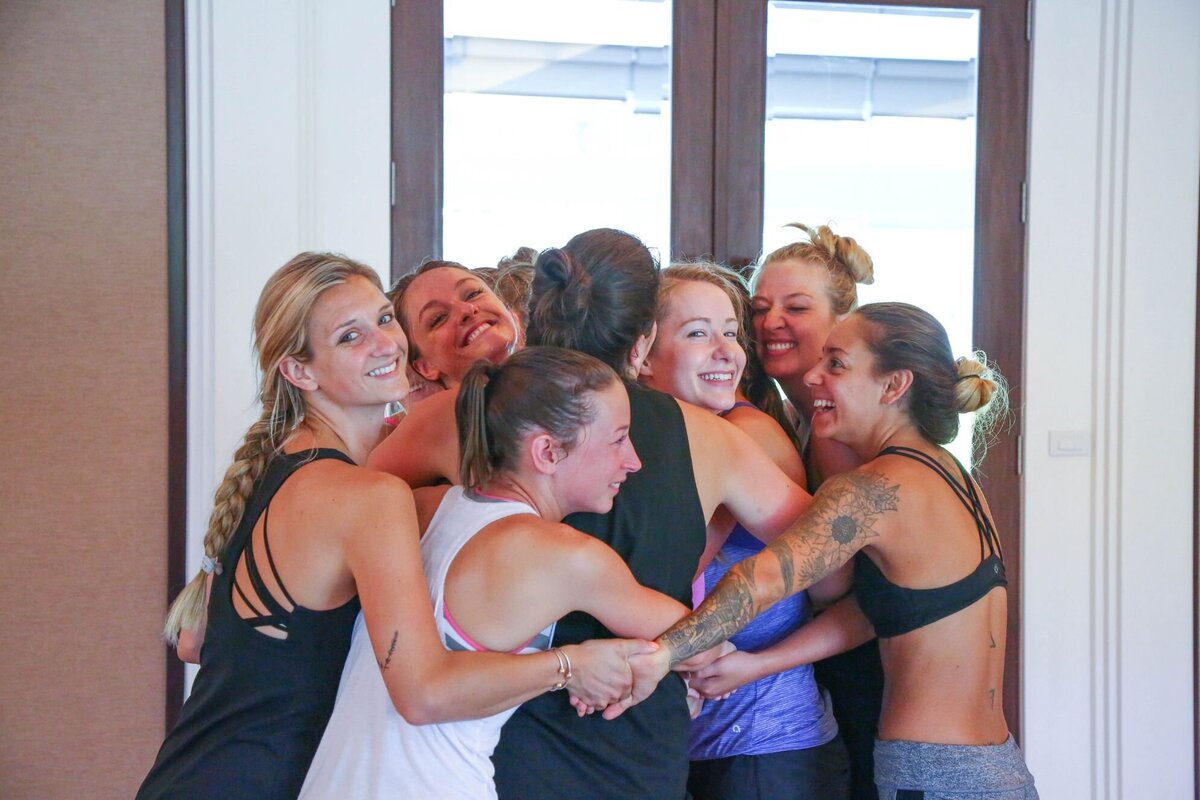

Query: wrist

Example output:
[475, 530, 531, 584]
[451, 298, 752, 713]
[549, 647, 573, 691]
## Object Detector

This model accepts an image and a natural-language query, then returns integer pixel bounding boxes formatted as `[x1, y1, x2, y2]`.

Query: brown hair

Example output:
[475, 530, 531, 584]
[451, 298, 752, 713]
[386, 259, 473, 363]
[456, 346, 620, 487]
[164, 252, 381, 643]
[856, 302, 1007, 458]
[756, 223, 875, 315]
[526, 228, 659, 375]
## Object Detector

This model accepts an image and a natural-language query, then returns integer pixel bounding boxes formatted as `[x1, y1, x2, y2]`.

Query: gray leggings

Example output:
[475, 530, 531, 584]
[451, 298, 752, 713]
[874, 736, 1039, 800]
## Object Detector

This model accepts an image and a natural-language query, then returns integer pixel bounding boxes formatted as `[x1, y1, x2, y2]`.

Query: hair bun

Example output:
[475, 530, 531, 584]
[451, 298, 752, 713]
[954, 354, 997, 413]
[534, 247, 592, 321]
[788, 223, 874, 285]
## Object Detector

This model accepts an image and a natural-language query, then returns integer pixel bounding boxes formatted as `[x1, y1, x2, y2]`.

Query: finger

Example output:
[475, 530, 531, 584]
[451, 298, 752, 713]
[618, 638, 659, 658]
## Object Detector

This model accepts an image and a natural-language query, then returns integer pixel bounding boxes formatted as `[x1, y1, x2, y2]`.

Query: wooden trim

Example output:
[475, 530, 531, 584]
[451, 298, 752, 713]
[165, 0, 188, 731]
[671, 0, 717, 262]
[969, 0, 1029, 744]
[712, 0, 766, 268]
[391, 1, 444, 281]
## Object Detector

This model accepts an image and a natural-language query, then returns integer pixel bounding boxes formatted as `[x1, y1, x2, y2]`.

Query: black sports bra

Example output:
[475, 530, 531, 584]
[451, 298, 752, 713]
[854, 445, 1007, 638]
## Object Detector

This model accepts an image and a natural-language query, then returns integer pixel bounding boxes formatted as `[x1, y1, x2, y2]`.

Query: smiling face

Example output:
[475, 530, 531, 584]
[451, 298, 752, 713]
[297, 275, 409, 409]
[399, 267, 519, 386]
[640, 281, 746, 413]
[802, 314, 891, 448]
[750, 258, 840, 413]
[552, 380, 642, 515]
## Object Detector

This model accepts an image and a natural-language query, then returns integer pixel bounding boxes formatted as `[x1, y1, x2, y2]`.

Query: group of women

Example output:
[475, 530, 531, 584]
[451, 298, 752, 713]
[137, 225, 1038, 799]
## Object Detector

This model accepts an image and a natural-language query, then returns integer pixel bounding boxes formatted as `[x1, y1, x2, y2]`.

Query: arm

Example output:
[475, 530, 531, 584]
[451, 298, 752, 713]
[688, 594, 875, 698]
[345, 476, 641, 724]
[679, 401, 811, 543]
[366, 389, 460, 487]
[564, 534, 691, 638]
[176, 573, 213, 664]
[606, 467, 900, 718]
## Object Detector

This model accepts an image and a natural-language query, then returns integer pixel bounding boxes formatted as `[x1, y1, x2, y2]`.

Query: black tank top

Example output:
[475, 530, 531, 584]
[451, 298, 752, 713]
[854, 445, 1007, 639]
[493, 382, 707, 800]
[137, 449, 360, 800]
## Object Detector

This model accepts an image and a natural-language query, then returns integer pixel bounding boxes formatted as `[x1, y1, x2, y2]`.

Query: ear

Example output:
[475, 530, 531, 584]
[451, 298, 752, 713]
[880, 369, 914, 406]
[411, 357, 443, 384]
[528, 433, 562, 476]
[637, 355, 654, 378]
[628, 322, 658, 375]
[278, 355, 318, 392]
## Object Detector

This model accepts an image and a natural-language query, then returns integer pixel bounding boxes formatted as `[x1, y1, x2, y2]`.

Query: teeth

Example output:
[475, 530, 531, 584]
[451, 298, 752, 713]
[813, 398, 835, 409]
[699, 372, 733, 382]
[765, 342, 796, 352]
[368, 362, 397, 377]
[464, 321, 493, 346]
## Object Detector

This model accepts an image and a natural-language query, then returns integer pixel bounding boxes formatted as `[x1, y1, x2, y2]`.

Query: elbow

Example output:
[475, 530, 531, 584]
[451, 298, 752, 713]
[175, 630, 202, 664]
[387, 685, 450, 726]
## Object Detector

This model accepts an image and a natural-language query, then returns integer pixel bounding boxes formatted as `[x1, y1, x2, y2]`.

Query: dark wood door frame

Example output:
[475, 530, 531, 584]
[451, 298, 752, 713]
[165, 0, 188, 730]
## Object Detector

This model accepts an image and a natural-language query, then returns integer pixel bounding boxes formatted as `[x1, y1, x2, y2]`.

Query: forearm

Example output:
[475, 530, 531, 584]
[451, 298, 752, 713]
[754, 595, 875, 676]
[659, 551, 786, 666]
[386, 647, 573, 725]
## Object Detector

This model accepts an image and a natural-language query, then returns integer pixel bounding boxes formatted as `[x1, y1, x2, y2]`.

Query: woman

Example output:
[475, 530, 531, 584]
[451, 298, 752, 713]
[301, 347, 690, 798]
[634, 302, 1038, 799]
[491, 230, 813, 800]
[137, 253, 642, 799]
[639, 263, 849, 800]
[370, 261, 522, 479]
[749, 222, 882, 799]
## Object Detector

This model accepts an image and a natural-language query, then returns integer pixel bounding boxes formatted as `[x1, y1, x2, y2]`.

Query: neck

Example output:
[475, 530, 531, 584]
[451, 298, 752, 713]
[290, 401, 388, 465]
[852, 418, 927, 462]
[476, 474, 559, 521]
[776, 374, 814, 420]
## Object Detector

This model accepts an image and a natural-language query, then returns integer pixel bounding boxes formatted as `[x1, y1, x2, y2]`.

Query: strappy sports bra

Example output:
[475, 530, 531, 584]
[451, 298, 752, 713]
[854, 445, 1007, 638]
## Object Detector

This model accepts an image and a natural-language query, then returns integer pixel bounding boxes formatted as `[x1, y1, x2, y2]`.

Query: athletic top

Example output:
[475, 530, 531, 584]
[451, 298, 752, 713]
[689, 525, 839, 760]
[300, 487, 550, 800]
[492, 382, 707, 800]
[854, 445, 1007, 639]
[137, 449, 360, 800]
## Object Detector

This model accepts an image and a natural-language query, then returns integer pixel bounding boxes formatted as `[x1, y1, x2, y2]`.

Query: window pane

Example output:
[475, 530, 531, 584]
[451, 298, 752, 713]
[763, 2, 980, 462]
[443, 0, 672, 266]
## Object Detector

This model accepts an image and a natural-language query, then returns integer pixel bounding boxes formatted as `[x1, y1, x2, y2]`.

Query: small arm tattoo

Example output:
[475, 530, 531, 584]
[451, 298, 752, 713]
[661, 469, 900, 666]
[379, 631, 398, 671]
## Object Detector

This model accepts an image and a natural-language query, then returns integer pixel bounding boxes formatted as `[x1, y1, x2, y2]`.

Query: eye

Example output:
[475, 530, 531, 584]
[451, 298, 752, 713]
[465, 288, 484, 301]
[787, 305, 810, 314]
[612, 434, 628, 446]
[723, 330, 739, 339]
[686, 329, 708, 339]
[829, 358, 845, 371]
[339, 330, 361, 344]
[426, 311, 446, 329]
[379, 312, 395, 326]
[749, 307, 766, 317]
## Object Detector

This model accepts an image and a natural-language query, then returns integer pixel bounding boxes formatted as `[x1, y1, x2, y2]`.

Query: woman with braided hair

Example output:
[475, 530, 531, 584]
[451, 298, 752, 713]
[137, 254, 645, 800]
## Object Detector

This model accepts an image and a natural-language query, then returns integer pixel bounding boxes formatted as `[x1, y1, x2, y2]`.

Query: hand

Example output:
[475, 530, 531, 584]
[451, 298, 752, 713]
[685, 683, 705, 719]
[564, 638, 656, 710]
[601, 643, 671, 720]
[689, 648, 763, 699]
[673, 640, 736, 673]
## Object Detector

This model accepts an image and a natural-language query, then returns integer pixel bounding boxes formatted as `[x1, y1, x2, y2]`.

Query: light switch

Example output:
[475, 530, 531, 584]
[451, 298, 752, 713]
[1048, 430, 1091, 457]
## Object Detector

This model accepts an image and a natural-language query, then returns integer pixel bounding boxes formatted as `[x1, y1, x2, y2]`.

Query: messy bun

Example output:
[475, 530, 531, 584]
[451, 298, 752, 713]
[757, 222, 875, 314]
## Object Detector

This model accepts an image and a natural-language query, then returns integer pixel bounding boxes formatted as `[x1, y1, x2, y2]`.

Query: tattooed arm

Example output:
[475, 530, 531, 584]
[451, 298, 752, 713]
[602, 467, 901, 720]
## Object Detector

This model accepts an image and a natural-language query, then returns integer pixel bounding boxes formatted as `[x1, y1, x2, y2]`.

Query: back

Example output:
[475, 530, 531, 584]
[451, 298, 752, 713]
[492, 382, 707, 799]
[137, 450, 360, 800]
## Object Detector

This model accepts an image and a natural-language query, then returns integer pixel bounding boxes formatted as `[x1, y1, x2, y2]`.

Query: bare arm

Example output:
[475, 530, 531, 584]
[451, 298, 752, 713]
[659, 467, 898, 666]
[564, 534, 691, 638]
[176, 573, 213, 664]
[688, 594, 875, 698]
[680, 400, 812, 542]
[366, 389, 460, 487]
[345, 476, 638, 724]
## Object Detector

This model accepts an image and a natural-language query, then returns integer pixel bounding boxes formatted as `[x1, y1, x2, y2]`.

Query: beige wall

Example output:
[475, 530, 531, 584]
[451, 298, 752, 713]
[0, 2, 168, 797]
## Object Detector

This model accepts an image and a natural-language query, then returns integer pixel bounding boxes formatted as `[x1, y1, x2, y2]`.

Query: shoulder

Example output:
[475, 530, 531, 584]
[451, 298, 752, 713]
[723, 405, 805, 482]
[293, 460, 416, 524]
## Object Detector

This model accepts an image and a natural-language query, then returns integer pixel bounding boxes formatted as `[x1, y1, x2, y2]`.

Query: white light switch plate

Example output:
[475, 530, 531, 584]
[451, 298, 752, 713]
[1048, 430, 1091, 457]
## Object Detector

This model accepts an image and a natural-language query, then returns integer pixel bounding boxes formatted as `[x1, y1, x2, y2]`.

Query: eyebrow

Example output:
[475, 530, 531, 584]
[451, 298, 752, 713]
[417, 276, 482, 321]
[331, 302, 392, 335]
[678, 315, 738, 326]
[751, 291, 814, 304]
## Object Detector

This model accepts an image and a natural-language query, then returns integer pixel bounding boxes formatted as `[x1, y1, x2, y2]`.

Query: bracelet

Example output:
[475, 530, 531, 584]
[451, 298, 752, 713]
[550, 647, 573, 691]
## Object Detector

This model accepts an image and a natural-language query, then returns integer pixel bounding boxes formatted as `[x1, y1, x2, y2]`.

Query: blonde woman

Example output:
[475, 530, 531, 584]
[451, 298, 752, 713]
[639, 263, 851, 800]
[136, 254, 643, 800]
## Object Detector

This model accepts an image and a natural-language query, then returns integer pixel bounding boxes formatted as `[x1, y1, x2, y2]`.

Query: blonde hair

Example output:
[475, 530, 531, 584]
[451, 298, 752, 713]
[164, 252, 381, 644]
[757, 223, 875, 315]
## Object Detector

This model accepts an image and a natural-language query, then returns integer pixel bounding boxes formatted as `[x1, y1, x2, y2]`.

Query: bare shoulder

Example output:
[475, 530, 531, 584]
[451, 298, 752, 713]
[723, 405, 805, 482]
[290, 459, 416, 530]
[807, 462, 903, 534]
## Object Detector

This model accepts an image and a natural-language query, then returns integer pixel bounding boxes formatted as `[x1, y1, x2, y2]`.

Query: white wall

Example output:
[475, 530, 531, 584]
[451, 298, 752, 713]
[184, 0, 390, 687]
[1023, 0, 1198, 796]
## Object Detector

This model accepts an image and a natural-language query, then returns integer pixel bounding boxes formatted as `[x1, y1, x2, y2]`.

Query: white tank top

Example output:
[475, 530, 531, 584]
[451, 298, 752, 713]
[299, 487, 555, 799]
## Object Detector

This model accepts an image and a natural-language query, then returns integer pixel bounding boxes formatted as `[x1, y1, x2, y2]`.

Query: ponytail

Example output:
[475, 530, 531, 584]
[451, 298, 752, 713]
[457, 360, 502, 487]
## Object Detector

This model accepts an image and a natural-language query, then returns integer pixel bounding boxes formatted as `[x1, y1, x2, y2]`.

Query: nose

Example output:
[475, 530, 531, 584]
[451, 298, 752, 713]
[803, 360, 824, 387]
[714, 336, 740, 363]
[452, 298, 479, 319]
[761, 306, 785, 331]
[370, 323, 403, 357]
[623, 441, 642, 475]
